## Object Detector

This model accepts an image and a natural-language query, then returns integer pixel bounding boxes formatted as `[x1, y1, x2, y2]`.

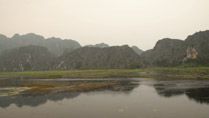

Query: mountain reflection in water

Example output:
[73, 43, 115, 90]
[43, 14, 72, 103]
[153, 79, 209, 104]
[0, 79, 139, 108]
[0, 78, 209, 118]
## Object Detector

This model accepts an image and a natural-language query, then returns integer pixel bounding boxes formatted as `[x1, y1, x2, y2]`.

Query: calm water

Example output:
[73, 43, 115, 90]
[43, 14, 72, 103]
[0, 78, 209, 118]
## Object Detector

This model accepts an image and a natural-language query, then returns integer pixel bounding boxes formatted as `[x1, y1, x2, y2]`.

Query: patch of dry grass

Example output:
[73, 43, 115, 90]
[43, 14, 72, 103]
[20, 82, 69, 93]
[0, 80, 8, 84]
[19, 81, 119, 94]
[20, 81, 69, 88]
[70, 82, 118, 91]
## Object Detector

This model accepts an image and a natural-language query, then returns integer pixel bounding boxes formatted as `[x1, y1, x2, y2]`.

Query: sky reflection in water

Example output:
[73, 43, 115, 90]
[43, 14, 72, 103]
[0, 78, 209, 118]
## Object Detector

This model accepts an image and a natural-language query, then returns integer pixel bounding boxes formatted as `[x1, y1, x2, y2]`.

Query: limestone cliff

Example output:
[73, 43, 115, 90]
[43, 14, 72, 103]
[53, 45, 143, 70]
[0, 45, 55, 71]
[141, 30, 209, 67]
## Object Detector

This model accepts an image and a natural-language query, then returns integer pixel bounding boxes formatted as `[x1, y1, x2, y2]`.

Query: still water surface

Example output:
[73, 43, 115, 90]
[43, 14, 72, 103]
[0, 78, 209, 118]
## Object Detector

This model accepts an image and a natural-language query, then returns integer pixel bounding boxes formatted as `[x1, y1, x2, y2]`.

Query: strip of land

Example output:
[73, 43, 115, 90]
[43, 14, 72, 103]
[0, 67, 209, 79]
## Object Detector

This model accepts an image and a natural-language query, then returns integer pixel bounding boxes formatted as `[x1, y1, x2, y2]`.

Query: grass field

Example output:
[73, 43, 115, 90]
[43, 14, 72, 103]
[0, 67, 209, 79]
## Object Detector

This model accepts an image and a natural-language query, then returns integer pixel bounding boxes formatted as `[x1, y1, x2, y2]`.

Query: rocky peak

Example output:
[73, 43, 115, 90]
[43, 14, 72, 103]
[12, 33, 20, 38]
[131, 46, 143, 55]
[141, 30, 209, 67]
[53, 45, 142, 70]
[0, 34, 7, 39]
[85, 43, 109, 48]
[0, 33, 81, 56]
[154, 38, 184, 50]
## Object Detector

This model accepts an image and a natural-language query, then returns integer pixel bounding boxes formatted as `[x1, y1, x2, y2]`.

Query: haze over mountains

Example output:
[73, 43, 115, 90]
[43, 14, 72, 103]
[0, 45, 55, 71]
[0, 30, 209, 71]
[0, 33, 81, 56]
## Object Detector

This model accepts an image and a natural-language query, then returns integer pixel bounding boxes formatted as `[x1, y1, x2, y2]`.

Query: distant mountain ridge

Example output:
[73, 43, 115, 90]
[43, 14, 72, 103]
[0, 33, 81, 56]
[0, 30, 209, 72]
[85, 43, 109, 48]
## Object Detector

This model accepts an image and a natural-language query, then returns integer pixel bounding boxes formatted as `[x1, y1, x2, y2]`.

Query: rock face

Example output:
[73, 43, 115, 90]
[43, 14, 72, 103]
[0, 45, 55, 71]
[141, 30, 209, 67]
[53, 45, 142, 70]
[0, 33, 81, 56]
[186, 47, 198, 59]
[131, 46, 143, 55]
[141, 38, 186, 67]
[183, 30, 209, 66]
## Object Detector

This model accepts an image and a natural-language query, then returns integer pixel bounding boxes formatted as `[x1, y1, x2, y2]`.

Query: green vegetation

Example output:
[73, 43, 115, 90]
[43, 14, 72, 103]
[129, 62, 142, 69]
[0, 67, 209, 79]
[0, 69, 139, 76]
[184, 58, 209, 67]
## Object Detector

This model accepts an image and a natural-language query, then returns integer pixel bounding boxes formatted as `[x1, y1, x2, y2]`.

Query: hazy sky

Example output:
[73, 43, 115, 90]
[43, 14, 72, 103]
[0, 0, 209, 50]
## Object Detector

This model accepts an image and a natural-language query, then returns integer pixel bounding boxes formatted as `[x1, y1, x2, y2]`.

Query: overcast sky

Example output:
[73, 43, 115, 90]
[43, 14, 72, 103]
[0, 0, 209, 50]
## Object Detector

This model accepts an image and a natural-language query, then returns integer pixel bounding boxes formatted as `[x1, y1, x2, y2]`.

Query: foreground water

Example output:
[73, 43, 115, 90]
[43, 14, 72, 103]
[0, 78, 209, 118]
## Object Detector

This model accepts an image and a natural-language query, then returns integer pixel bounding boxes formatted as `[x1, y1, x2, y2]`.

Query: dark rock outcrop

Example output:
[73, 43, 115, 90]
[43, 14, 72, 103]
[141, 38, 186, 67]
[0, 45, 55, 71]
[141, 30, 209, 67]
[53, 45, 143, 70]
